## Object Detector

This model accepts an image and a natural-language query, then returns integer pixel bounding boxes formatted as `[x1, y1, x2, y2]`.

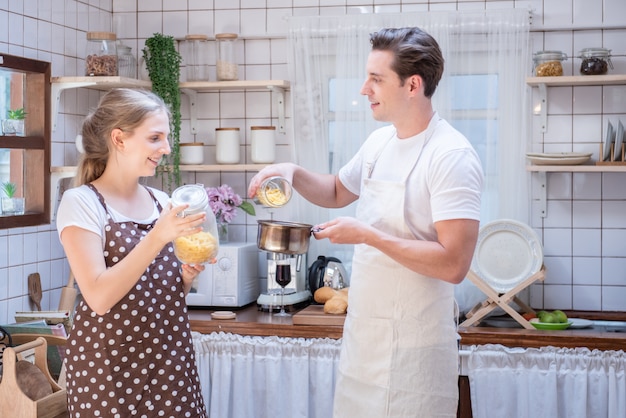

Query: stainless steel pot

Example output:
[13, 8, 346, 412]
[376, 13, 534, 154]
[257, 220, 313, 255]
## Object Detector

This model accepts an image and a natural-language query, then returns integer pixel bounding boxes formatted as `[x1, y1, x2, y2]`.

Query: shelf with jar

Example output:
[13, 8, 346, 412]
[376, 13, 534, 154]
[50, 76, 290, 133]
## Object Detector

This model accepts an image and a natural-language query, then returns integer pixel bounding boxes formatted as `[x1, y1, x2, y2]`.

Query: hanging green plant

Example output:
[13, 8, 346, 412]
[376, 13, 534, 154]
[142, 33, 182, 192]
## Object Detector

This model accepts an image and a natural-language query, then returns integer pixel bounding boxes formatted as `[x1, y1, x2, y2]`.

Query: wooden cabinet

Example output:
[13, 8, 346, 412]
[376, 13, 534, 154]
[0, 54, 51, 229]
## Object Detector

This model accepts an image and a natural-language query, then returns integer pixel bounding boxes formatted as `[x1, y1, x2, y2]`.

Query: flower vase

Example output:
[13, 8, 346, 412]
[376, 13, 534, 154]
[217, 222, 229, 243]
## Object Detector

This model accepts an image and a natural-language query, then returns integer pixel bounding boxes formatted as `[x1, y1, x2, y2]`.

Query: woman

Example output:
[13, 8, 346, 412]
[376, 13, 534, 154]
[57, 88, 208, 417]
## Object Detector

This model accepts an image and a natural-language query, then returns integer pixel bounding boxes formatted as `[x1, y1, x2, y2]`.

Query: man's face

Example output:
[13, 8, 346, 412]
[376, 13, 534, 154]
[360, 50, 409, 123]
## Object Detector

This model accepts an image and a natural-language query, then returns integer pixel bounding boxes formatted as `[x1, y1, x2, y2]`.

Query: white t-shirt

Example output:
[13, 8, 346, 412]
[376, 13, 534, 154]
[56, 184, 170, 248]
[338, 114, 483, 241]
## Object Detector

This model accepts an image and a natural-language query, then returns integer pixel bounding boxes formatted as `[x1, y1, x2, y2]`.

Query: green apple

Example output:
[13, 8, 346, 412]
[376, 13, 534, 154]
[552, 310, 568, 323]
[540, 312, 557, 323]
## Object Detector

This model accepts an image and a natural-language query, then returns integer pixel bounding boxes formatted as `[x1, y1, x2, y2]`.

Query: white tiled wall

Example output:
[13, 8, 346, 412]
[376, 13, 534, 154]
[0, 0, 625, 325]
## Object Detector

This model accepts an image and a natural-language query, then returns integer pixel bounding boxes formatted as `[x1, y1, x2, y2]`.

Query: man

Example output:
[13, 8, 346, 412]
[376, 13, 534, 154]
[248, 27, 483, 417]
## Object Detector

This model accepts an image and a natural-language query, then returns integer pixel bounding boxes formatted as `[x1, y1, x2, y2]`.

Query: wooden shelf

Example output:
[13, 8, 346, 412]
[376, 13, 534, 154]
[526, 165, 626, 172]
[526, 74, 626, 87]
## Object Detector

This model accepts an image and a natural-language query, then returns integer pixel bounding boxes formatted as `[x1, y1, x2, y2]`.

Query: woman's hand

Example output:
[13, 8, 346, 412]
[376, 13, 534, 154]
[151, 202, 206, 246]
[181, 263, 206, 294]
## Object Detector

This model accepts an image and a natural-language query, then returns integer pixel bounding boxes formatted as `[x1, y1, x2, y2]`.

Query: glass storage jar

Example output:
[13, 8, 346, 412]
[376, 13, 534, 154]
[215, 127, 240, 164]
[532, 51, 567, 77]
[579, 48, 612, 75]
[86, 31, 118, 76]
[182, 34, 210, 81]
[250, 126, 276, 163]
[170, 184, 220, 264]
[117, 44, 137, 78]
[254, 176, 292, 208]
[216, 33, 239, 81]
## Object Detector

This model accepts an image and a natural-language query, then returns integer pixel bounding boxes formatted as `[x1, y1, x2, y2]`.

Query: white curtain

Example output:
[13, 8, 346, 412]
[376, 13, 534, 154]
[467, 344, 626, 418]
[193, 331, 341, 418]
[287, 9, 530, 310]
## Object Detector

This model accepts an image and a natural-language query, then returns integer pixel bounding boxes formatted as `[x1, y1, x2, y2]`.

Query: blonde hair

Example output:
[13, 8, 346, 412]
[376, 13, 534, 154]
[75, 88, 170, 186]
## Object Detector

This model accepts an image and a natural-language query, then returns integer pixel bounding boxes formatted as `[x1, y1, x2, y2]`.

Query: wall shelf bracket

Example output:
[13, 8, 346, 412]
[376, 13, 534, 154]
[537, 171, 547, 218]
[180, 88, 198, 135]
[538, 83, 547, 133]
[51, 81, 97, 131]
[268, 86, 286, 134]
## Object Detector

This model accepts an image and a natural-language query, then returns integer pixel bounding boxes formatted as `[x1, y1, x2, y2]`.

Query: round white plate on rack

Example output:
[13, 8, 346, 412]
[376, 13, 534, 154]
[471, 219, 544, 294]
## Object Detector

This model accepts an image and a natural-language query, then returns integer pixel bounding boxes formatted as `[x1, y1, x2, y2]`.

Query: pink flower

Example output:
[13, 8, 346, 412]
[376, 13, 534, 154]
[206, 184, 255, 224]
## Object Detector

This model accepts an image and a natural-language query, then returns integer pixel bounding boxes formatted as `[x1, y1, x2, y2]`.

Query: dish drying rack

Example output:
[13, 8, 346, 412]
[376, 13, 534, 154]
[596, 142, 626, 165]
[460, 267, 545, 330]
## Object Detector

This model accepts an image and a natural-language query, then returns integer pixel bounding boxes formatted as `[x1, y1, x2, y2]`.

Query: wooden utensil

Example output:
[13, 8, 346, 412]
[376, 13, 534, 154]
[58, 271, 77, 312]
[27, 273, 42, 311]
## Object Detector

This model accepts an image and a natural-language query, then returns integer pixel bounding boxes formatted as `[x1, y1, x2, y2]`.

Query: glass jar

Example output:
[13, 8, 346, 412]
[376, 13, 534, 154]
[532, 51, 567, 77]
[216, 33, 239, 81]
[85, 31, 118, 76]
[254, 176, 292, 208]
[117, 44, 136, 79]
[579, 48, 612, 76]
[250, 126, 276, 163]
[170, 184, 220, 264]
[182, 34, 210, 81]
[215, 127, 240, 164]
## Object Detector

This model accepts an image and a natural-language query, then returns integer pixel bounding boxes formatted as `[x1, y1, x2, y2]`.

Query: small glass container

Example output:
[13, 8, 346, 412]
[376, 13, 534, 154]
[215, 127, 240, 164]
[579, 48, 612, 76]
[86, 31, 118, 76]
[216, 33, 239, 81]
[254, 176, 292, 208]
[182, 34, 210, 81]
[171, 184, 219, 264]
[250, 126, 276, 163]
[117, 44, 137, 78]
[532, 51, 567, 77]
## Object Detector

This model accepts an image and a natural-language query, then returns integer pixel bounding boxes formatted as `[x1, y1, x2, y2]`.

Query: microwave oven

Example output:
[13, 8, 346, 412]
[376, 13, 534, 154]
[186, 242, 259, 308]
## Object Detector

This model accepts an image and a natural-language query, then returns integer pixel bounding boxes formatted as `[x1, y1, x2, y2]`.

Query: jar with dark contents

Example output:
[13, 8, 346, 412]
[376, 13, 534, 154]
[85, 32, 118, 76]
[170, 184, 219, 264]
[533, 51, 567, 77]
[579, 48, 612, 75]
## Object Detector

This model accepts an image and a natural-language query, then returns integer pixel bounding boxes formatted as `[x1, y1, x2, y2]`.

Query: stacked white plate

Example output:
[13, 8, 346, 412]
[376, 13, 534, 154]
[526, 152, 592, 165]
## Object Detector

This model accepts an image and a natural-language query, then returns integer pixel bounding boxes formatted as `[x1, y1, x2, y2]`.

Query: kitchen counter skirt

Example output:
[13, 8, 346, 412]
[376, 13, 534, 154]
[188, 305, 626, 351]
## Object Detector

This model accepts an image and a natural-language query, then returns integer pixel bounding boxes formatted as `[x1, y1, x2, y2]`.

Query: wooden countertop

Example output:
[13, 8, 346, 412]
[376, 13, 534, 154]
[188, 305, 626, 351]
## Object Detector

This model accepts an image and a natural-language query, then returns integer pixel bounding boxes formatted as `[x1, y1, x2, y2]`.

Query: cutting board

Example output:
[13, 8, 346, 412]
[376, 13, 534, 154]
[292, 305, 346, 326]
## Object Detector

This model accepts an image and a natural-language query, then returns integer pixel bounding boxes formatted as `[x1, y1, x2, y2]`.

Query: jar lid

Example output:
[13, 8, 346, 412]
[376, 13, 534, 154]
[179, 142, 204, 146]
[579, 47, 611, 57]
[216, 127, 240, 131]
[216, 33, 238, 40]
[251, 126, 276, 130]
[533, 50, 567, 60]
[185, 34, 209, 41]
[87, 31, 117, 41]
[171, 184, 208, 214]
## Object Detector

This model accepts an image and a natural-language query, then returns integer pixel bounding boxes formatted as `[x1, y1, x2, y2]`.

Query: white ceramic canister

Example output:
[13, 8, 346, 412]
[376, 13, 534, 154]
[179, 142, 205, 165]
[250, 126, 276, 164]
[215, 127, 240, 164]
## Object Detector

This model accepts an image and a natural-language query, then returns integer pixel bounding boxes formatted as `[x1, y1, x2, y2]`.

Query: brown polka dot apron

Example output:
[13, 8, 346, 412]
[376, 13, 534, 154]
[65, 184, 207, 418]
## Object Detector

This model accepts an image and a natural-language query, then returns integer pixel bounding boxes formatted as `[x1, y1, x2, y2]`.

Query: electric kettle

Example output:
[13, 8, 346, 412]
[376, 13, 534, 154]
[308, 256, 349, 298]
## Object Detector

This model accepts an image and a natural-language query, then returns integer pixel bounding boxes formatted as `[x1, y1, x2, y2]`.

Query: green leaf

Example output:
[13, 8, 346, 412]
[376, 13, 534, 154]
[238, 201, 256, 216]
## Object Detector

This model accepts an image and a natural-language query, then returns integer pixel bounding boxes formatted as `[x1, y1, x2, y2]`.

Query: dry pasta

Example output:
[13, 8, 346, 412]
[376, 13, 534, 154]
[257, 187, 288, 207]
[173, 231, 218, 264]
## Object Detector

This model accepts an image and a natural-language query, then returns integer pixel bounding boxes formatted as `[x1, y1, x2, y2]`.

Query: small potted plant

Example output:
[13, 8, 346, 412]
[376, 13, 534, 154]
[1, 181, 25, 215]
[2, 108, 26, 136]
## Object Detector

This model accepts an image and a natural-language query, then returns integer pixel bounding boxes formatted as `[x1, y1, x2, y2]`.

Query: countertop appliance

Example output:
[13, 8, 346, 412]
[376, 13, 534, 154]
[186, 242, 259, 308]
[308, 255, 349, 296]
